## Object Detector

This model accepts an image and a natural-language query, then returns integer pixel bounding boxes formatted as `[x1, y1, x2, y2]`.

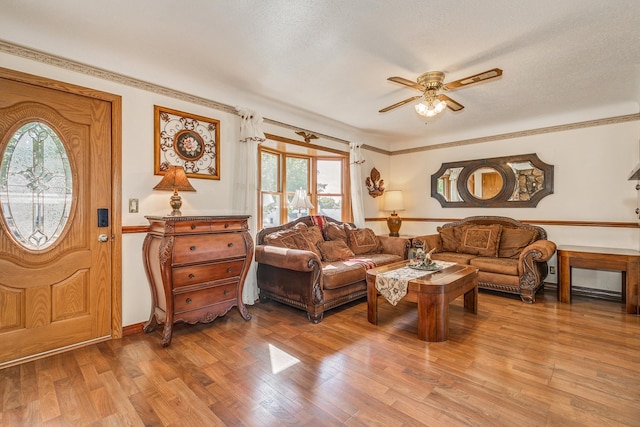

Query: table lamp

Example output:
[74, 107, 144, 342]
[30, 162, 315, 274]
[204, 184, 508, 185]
[153, 165, 196, 216]
[289, 188, 314, 217]
[383, 190, 405, 236]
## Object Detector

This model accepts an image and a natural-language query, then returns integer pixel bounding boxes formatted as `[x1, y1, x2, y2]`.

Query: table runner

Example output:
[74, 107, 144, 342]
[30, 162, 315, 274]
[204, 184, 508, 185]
[375, 261, 456, 305]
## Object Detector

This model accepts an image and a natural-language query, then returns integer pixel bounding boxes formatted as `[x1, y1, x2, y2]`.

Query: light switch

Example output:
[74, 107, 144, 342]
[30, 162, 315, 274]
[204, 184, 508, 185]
[128, 198, 139, 213]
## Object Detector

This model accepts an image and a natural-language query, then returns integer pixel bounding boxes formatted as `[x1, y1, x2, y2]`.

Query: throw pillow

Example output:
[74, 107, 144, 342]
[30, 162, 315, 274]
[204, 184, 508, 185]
[325, 222, 348, 242]
[346, 227, 382, 255]
[499, 227, 537, 259]
[304, 225, 325, 248]
[318, 240, 355, 262]
[438, 225, 465, 252]
[264, 227, 322, 259]
[458, 224, 502, 257]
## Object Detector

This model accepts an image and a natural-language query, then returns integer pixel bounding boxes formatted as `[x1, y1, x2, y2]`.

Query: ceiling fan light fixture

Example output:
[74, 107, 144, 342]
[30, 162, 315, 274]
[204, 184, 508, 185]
[414, 98, 447, 118]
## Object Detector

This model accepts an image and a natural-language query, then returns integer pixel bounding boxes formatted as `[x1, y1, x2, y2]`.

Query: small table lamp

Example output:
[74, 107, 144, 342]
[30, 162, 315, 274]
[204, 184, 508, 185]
[383, 190, 405, 237]
[289, 188, 314, 217]
[153, 166, 196, 216]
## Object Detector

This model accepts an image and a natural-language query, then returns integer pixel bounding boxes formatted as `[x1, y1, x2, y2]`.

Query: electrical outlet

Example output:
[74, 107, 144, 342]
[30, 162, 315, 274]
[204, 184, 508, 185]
[549, 266, 556, 274]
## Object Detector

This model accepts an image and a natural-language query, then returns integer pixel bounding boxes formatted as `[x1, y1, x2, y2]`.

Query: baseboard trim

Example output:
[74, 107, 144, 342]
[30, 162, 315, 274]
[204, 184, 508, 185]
[543, 283, 622, 302]
[123, 322, 144, 336]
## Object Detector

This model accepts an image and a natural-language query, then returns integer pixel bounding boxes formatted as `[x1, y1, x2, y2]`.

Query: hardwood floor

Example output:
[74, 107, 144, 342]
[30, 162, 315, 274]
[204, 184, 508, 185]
[2, 289, 640, 426]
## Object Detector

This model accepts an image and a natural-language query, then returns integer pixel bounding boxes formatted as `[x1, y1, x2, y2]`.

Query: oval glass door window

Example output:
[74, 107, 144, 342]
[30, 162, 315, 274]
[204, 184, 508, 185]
[0, 122, 73, 250]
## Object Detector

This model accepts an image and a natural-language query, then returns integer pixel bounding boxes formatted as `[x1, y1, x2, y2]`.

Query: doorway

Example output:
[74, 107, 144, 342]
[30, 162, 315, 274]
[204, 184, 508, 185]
[0, 68, 121, 368]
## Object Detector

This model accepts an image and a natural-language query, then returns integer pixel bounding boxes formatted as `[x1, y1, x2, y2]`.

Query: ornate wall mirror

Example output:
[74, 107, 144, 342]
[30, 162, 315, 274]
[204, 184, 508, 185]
[431, 153, 554, 207]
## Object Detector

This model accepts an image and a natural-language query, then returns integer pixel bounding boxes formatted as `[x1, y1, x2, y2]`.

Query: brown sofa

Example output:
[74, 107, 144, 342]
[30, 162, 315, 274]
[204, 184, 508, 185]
[414, 216, 556, 303]
[255, 215, 410, 322]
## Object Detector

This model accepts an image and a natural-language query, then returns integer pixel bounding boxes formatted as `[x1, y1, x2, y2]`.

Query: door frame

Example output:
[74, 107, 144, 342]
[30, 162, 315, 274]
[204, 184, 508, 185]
[0, 67, 123, 341]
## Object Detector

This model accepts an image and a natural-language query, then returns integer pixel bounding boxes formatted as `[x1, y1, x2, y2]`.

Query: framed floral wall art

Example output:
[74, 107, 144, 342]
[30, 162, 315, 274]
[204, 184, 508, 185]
[154, 105, 220, 180]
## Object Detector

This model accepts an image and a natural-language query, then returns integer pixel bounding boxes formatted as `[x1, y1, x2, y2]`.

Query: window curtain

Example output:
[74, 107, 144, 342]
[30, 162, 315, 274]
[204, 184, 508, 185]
[233, 106, 266, 304]
[349, 142, 365, 227]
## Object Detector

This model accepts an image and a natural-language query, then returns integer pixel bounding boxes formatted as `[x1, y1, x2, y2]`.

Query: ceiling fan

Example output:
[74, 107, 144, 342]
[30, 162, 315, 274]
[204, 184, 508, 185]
[379, 68, 503, 117]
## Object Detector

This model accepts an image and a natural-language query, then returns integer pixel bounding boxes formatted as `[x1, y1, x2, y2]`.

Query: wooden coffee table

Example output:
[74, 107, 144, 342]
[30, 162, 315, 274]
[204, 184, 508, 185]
[366, 261, 479, 342]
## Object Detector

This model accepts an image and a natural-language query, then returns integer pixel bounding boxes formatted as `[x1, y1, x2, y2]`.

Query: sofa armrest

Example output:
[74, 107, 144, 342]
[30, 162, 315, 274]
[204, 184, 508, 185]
[518, 239, 557, 281]
[377, 235, 411, 258]
[255, 245, 321, 272]
[413, 234, 442, 253]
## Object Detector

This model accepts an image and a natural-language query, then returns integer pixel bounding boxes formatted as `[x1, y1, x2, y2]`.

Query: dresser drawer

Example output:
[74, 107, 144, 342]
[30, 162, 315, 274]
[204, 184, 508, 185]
[173, 283, 238, 313]
[173, 233, 246, 264]
[211, 220, 245, 232]
[172, 221, 211, 234]
[172, 260, 245, 288]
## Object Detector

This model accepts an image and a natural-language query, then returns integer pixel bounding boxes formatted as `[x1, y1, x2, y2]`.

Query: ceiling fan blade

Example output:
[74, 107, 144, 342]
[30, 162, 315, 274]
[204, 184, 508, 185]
[444, 68, 503, 90]
[387, 76, 425, 91]
[438, 94, 464, 111]
[379, 96, 422, 113]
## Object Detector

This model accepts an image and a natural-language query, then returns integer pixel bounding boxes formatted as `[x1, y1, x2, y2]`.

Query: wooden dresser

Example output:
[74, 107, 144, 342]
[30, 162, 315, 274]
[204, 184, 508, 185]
[142, 215, 253, 346]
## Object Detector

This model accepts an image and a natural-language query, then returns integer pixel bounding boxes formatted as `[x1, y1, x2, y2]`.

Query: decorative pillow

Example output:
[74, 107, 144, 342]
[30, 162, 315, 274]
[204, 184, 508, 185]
[438, 225, 465, 252]
[308, 215, 328, 236]
[458, 224, 502, 257]
[346, 228, 382, 255]
[325, 222, 348, 242]
[499, 227, 537, 259]
[318, 240, 355, 262]
[264, 226, 322, 259]
[304, 225, 325, 247]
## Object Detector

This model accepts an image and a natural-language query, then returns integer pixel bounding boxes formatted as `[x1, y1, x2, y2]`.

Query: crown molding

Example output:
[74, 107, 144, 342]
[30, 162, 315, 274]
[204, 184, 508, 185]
[2, 39, 637, 156]
[391, 113, 640, 156]
[0, 39, 351, 145]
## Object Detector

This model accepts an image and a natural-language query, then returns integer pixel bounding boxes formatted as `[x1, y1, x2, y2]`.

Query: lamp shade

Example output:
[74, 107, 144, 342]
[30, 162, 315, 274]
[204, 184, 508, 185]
[153, 166, 196, 192]
[153, 166, 196, 216]
[383, 190, 405, 212]
[289, 189, 314, 210]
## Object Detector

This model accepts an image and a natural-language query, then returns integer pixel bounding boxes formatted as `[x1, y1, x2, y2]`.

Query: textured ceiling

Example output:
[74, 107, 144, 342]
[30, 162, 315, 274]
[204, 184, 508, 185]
[1, 0, 639, 149]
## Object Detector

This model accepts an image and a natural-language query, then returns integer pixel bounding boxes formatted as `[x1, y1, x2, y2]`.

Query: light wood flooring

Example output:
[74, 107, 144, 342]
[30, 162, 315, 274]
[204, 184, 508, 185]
[1, 289, 640, 426]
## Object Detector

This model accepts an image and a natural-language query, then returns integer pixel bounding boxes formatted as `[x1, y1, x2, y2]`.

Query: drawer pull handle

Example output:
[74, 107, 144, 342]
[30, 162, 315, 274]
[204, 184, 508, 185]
[226, 268, 232, 273]
[186, 298, 192, 304]
[190, 246, 196, 251]
[227, 242, 233, 248]
[224, 223, 230, 228]
[191, 224, 196, 230]
[188, 274, 195, 279]
[224, 290, 230, 296]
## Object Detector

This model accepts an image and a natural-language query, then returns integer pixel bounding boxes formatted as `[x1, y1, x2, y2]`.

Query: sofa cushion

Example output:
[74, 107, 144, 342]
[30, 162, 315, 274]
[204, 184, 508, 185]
[325, 222, 348, 242]
[459, 224, 502, 257]
[346, 228, 382, 255]
[318, 240, 355, 262]
[438, 225, 466, 252]
[322, 262, 368, 289]
[264, 224, 322, 259]
[499, 227, 537, 259]
[470, 257, 518, 276]
[321, 253, 402, 289]
[431, 252, 477, 265]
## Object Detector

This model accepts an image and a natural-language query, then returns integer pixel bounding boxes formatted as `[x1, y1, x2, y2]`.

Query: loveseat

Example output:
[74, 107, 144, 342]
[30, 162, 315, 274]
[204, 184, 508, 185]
[414, 216, 556, 303]
[255, 215, 410, 322]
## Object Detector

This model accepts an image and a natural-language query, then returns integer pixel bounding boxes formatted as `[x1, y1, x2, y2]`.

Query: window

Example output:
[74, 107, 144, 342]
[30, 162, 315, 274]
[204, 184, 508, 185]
[258, 136, 349, 228]
[0, 121, 73, 250]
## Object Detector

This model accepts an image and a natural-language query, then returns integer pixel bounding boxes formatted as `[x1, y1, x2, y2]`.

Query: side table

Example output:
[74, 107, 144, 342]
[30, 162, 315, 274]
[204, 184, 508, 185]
[557, 245, 640, 314]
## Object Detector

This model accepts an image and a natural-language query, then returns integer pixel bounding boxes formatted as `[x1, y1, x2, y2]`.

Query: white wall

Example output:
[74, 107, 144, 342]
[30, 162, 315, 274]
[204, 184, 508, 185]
[370, 121, 640, 291]
[3, 50, 639, 323]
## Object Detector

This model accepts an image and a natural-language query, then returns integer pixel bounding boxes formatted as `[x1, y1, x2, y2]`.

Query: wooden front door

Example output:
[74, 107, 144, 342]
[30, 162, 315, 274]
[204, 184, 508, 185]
[0, 71, 114, 366]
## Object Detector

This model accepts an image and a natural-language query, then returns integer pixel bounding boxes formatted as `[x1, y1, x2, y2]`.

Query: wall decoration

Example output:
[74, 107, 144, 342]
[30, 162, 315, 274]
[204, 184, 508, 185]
[365, 167, 385, 198]
[431, 153, 554, 207]
[295, 131, 318, 143]
[154, 105, 220, 180]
